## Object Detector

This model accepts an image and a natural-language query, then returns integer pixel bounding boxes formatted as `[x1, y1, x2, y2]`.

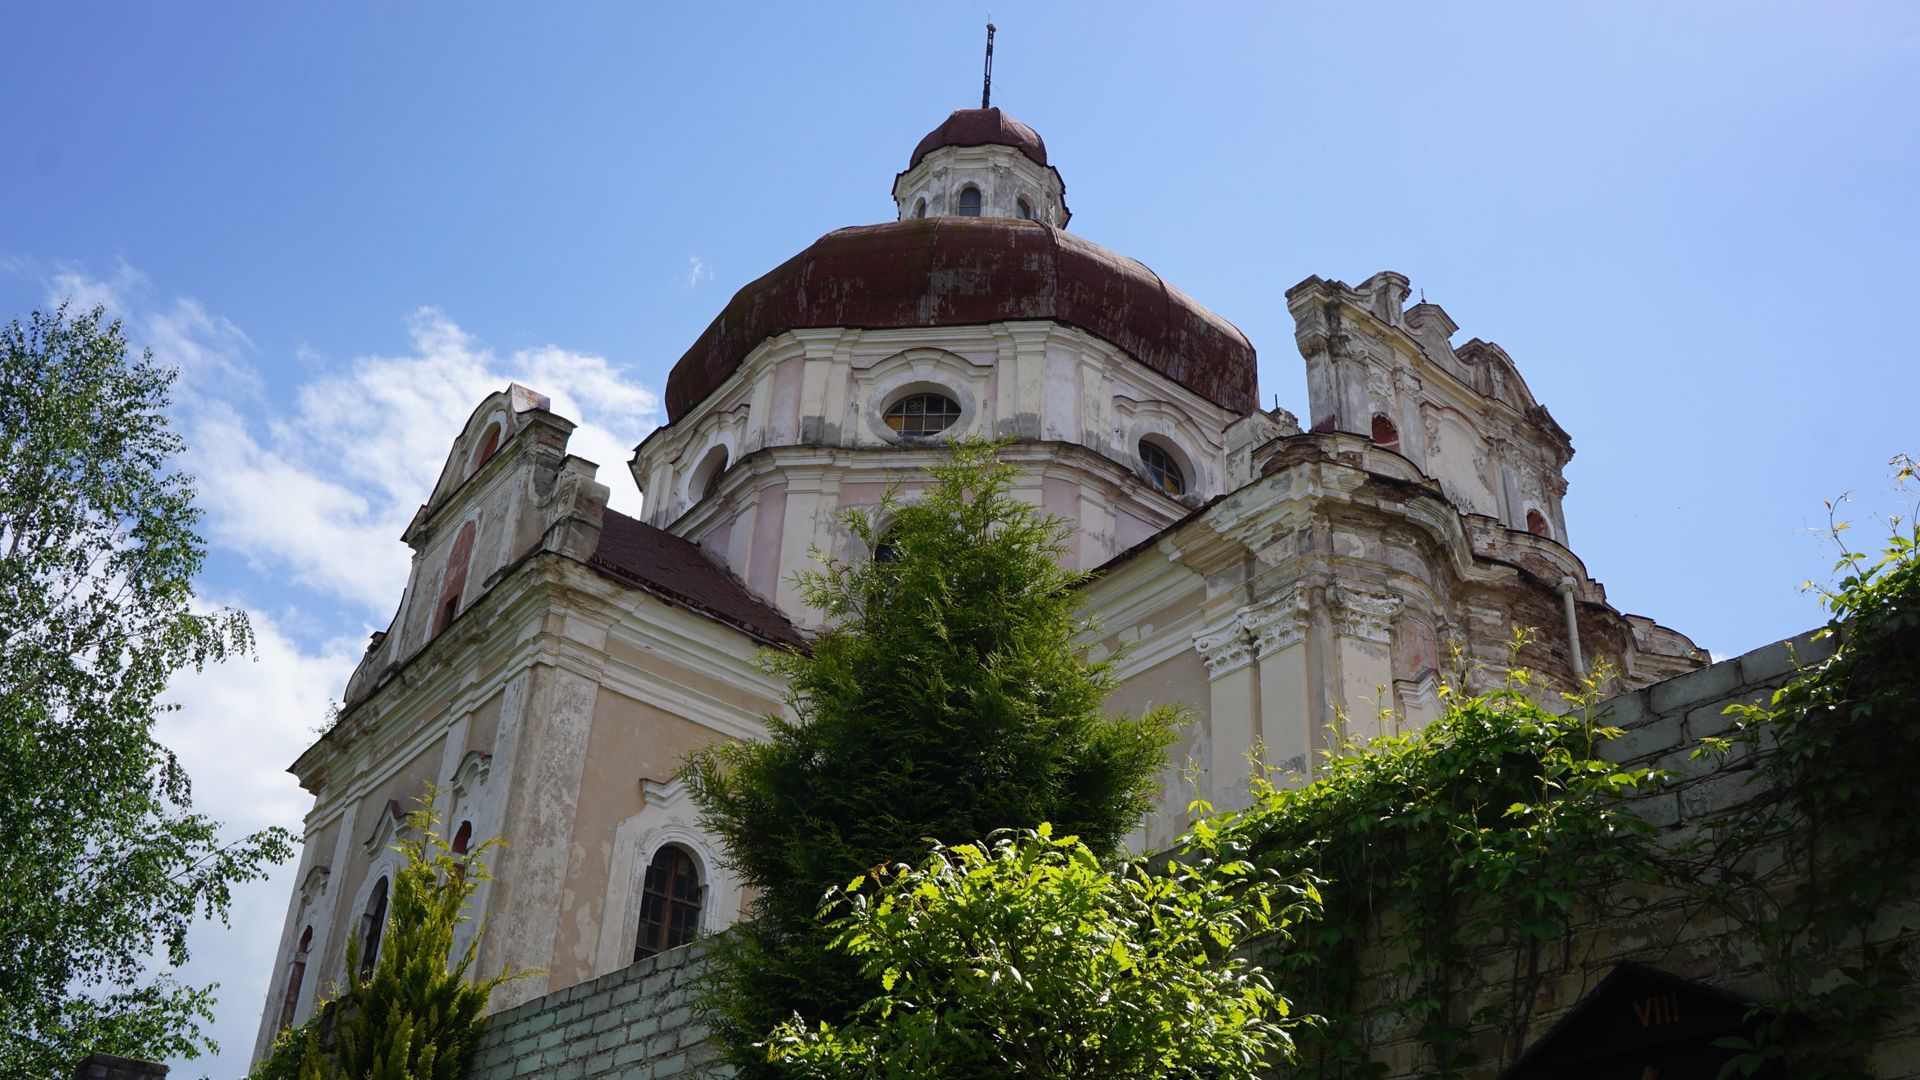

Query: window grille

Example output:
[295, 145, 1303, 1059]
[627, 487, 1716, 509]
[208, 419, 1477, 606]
[884, 393, 962, 437]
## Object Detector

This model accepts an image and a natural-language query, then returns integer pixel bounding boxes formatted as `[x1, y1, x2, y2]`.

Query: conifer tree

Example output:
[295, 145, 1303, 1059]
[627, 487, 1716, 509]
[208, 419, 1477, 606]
[686, 440, 1179, 1075]
[254, 790, 526, 1080]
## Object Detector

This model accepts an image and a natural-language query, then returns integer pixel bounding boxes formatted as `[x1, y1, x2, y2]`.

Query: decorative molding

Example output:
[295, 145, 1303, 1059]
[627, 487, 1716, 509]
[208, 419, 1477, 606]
[641, 774, 690, 806]
[1331, 586, 1401, 644]
[361, 799, 412, 857]
[298, 865, 331, 910]
[450, 750, 492, 802]
[1366, 365, 1392, 401]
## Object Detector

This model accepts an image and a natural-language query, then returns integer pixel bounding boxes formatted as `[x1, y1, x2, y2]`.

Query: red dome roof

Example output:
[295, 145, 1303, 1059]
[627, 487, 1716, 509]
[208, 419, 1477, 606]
[909, 108, 1049, 169]
[663, 218, 1257, 421]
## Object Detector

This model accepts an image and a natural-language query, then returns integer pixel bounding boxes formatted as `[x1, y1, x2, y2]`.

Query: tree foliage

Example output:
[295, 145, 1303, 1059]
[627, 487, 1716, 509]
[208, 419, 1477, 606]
[0, 303, 295, 1074]
[765, 822, 1315, 1078]
[254, 789, 529, 1080]
[684, 440, 1179, 1074]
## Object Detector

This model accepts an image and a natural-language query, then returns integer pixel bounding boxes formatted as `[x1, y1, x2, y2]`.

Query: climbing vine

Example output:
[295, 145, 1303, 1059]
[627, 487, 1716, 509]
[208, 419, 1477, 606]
[1214, 647, 1667, 1076]
[1206, 454, 1920, 1077]
[1694, 453, 1920, 1077]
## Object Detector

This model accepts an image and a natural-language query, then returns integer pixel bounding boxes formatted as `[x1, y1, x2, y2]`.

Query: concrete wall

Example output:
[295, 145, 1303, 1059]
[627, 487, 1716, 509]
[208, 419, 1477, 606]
[463, 942, 725, 1080]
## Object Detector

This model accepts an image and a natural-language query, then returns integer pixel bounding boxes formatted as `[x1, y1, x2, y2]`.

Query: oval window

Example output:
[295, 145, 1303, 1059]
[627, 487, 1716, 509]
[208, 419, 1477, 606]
[884, 392, 962, 437]
[1139, 439, 1187, 497]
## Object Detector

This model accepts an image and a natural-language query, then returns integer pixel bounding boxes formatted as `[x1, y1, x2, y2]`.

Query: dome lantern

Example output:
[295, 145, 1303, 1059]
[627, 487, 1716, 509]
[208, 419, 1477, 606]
[892, 108, 1071, 227]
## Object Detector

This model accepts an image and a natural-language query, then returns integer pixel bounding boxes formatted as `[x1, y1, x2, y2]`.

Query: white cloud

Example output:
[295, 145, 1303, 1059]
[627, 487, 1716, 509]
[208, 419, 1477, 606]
[47, 273, 662, 616]
[686, 252, 713, 288]
[31, 264, 666, 1073]
[153, 608, 362, 1076]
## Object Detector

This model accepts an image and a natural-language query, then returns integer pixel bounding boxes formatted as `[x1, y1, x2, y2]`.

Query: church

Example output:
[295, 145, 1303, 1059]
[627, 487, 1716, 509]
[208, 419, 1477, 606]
[252, 101, 1704, 1062]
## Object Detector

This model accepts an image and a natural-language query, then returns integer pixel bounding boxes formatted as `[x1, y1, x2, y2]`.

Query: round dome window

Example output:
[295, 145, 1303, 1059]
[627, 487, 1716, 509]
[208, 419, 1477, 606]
[884, 392, 962, 437]
[1139, 439, 1187, 496]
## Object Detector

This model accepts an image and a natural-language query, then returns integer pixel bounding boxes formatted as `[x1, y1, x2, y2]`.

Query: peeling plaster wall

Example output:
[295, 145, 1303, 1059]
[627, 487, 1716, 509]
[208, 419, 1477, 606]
[1089, 432, 1701, 852]
[636, 320, 1235, 624]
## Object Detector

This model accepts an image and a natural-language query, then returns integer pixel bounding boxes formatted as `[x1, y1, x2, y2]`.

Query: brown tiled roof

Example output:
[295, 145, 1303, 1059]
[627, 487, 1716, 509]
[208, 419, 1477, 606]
[590, 510, 806, 649]
[909, 107, 1049, 169]
[663, 217, 1258, 421]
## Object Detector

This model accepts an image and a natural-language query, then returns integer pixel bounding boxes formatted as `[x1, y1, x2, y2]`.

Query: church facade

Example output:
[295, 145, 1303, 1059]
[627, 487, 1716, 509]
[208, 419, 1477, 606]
[252, 106, 1701, 1062]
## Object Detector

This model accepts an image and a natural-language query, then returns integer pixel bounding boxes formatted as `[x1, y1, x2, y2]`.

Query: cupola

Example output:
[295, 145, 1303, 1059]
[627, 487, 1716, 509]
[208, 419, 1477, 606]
[893, 107, 1071, 227]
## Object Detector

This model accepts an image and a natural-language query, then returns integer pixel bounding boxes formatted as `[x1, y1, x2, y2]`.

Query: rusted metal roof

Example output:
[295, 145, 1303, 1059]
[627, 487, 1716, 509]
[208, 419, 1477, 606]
[663, 218, 1258, 420]
[590, 509, 805, 649]
[910, 107, 1048, 169]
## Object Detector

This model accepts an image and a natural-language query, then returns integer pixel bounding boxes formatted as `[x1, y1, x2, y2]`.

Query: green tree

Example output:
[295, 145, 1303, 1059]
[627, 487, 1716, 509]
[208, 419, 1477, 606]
[685, 440, 1179, 1074]
[254, 790, 528, 1080]
[0, 303, 295, 1074]
[765, 823, 1315, 1078]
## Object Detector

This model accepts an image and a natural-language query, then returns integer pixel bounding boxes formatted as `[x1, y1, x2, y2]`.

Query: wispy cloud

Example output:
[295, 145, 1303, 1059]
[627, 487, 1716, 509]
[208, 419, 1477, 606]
[685, 252, 713, 289]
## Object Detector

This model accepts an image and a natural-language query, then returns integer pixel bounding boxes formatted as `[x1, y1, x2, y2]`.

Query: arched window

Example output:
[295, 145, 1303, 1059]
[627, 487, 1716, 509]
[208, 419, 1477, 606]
[1139, 439, 1187, 497]
[359, 877, 389, 979]
[871, 528, 900, 565]
[634, 845, 703, 961]
[432, 520, 478, 639]
[277, 926, 312, 1031]
[468, 423, 503, 474]
[451, 821, 472, 856]
[912, 197, 927, 219]
[1526, 509, 1552, 538]
[956, 186, 982, 217]
[884, 392, 962, 437]
[1015, 197, 1034, 220]
[1371, 413, 1401, 452]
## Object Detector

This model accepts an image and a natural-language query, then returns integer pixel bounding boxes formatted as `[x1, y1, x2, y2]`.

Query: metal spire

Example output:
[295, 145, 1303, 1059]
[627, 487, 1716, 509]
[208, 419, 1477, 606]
[981, 20, 996, 109]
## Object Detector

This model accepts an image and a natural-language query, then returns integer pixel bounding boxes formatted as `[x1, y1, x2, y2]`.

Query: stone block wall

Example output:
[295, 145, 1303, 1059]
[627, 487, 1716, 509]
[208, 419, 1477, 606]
[463, 941, 726, 1079]
[1345, 630, 1920, 1078]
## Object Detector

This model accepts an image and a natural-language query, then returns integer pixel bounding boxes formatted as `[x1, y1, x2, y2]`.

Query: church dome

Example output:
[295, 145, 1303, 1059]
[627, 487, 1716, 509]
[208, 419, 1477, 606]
[909, 108, 1048, 169]
[663, 217, 1257, 420]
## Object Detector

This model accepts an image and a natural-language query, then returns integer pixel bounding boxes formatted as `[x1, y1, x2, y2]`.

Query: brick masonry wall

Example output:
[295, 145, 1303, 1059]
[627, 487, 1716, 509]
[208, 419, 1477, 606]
[1345, 630, 1920, 1078]
[463, 941, 727, 1079]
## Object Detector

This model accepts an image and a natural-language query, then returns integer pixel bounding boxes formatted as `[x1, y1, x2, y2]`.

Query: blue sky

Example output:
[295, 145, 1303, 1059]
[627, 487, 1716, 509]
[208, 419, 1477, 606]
[3, 2, 1916, 1075]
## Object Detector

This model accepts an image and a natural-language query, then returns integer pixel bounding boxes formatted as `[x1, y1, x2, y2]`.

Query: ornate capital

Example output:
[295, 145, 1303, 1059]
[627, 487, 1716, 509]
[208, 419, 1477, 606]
[1192, 586, 1311, 677]
[1245, 586, 1310, 658]
[1331, 586, 1400, 644]
[1192, 621, 1255, 677]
